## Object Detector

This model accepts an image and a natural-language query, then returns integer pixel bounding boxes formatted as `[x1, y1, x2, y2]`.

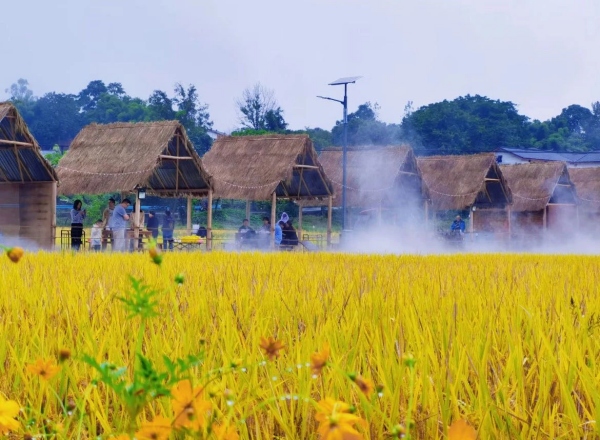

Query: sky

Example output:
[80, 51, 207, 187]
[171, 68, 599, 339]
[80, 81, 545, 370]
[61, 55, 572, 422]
[2, 0, 600, 133]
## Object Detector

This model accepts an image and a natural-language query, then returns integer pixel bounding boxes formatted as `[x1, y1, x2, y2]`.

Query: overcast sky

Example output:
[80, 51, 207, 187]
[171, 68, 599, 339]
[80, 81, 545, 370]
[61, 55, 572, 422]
[2, 0, 599, 133]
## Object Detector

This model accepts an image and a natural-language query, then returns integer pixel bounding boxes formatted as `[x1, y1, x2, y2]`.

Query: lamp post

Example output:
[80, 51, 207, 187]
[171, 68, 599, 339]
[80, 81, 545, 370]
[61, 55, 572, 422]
[317, 76, 361, 231]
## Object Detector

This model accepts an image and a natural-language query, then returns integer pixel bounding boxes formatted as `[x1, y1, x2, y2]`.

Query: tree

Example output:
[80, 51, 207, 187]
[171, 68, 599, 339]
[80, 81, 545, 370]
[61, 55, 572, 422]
[28, 93, 84, 149]
[5, 78, 35, 103]
[78, 80, 108, 112]
[147, 90, 176, 121]
[402, 95, 530, 154]
[331, 102, 402, 147]
[173, 83, 213, 155]
[236, 83, 287, 130]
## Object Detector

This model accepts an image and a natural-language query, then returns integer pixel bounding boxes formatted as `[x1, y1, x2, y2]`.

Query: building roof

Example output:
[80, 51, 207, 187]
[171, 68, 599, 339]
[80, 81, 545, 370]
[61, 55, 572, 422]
[202, 135, 333, 201]
[500, 162, 576, 212]
[498, 147, 600, 164]
[56, 121, 211, 196]
[314, 145, 420, 208]
[568, 167, 600, 210]
[0, 102, 57, 183]
[417, 153, 511, 210]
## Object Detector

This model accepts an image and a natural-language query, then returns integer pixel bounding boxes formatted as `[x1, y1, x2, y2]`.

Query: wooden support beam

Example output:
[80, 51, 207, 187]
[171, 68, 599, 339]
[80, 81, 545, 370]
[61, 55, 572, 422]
[327, 196, 333, 247]
[245, 200, 251, 220]
[543, 206, 547, 229]
[484, 178, 500, 181]
[507, 206, 511, 240]
[469, 207, 474, 239]
[159, 155, 193, 160]
[207, 189, 213, 251]
[187, 196, 192, 235]
[134, 197, 141, 246]
[424, 200, 429, 229]
[51, 181, 57, 250]
[0, 139, 34, 147]
[293, 164, 319, 169]
[271, 192, 277, 249]
[298, 205, 303, 241]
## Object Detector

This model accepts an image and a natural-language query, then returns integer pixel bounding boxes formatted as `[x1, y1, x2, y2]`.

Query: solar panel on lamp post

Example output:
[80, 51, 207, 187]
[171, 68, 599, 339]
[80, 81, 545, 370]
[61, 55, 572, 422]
[317, 76, 362, 232]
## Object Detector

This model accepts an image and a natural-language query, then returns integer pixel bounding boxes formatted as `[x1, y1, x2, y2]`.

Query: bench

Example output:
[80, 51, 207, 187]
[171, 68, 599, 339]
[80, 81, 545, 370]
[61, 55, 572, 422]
[299, 240, 319, 252]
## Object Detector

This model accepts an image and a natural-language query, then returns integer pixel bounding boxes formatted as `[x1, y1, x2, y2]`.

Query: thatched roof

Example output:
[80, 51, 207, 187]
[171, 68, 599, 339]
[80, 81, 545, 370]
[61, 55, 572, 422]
[202, 135, 334, 201]
[500, 162, 576, 212]
[308, 145, 421, 208]
[0, 102, 57, 183]
[57, 121, 211, 196]
[417, 153, 511, 210]
[569, 167, 600, 211]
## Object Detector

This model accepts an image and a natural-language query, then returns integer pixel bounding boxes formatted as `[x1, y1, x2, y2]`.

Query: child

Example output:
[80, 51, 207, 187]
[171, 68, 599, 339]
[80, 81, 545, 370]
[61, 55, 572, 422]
[90, 219, 103, 251]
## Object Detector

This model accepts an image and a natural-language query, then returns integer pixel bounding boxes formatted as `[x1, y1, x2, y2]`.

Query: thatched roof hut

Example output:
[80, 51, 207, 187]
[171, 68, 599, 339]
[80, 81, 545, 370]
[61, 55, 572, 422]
[417, 153, 511, 210]
[57, 121, 211, 196]
[0, 102, 58, 248]
[500, 162, 576, 212]
[314, 145, 421, 208]
[202, 135, 333, 201]
[569, 167, 600, 212]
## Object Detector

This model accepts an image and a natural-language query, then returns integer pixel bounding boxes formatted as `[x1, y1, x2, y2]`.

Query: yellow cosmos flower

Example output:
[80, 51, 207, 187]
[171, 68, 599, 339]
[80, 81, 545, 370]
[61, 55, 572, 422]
[0, 395, 20, 434]
[310, 342, 330, 375]
[6, 247, 24, 263]
[171, 379, 212, 431]
[353, 375, 374, 396]
[213, 423, 240, 440]
[317, 412, 364, 440]
[135, 415, 172, 440]
[26, 358, 61, 380]
[259, 336, 285, 361]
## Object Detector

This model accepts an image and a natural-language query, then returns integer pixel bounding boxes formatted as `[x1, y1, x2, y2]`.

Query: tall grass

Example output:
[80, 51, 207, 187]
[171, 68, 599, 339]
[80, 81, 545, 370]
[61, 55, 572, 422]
[1, 252, 599, 438]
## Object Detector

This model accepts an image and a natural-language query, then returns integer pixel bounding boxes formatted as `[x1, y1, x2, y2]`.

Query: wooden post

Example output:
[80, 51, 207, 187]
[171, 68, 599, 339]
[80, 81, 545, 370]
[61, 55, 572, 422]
[469, 207, 474, 239]
[134, 195, 141, 245]
[327, 196, 333, 247]
[424, 200, 429, 230]
[298, 204, 303, 241]
[186, 196, 192, 235]
[543, 205, 547, 230]
[51, 181, 57, 250]
[271, 192, 277, 249]
[206, 189, 213, 251]
[507, 206, 512, 240]
[245, 200, 251, 221]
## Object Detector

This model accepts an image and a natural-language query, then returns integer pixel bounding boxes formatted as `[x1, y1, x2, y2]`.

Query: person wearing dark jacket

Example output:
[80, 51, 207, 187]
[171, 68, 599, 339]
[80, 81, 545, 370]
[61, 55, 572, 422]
[162, 210, 175, 250]
[146, 211, 160, 239]
[281, 219, 299, 246]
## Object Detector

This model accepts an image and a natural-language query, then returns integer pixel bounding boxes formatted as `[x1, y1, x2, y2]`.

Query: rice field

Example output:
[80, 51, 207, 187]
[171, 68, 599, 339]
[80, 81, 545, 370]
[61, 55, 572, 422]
[1, 249, 599, 439]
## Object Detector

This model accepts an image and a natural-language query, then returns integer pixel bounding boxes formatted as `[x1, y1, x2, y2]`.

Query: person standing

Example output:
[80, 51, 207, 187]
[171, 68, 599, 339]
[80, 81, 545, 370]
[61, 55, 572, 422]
[109, 199, 131, 252]
[162, 210, 175, 251]
[90, 219, 103, 251]
[102, 198, 116, 251]
[146, 211, 159, 239]
[70, 200, 86, 250]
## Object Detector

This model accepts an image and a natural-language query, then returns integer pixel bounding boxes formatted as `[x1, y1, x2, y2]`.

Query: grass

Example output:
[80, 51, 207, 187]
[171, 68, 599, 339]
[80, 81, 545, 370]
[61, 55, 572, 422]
[0, 251, 599, 438]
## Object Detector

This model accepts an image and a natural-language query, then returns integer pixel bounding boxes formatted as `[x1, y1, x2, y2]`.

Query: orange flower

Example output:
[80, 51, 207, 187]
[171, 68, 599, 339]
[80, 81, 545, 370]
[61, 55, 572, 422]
[0, 395, 20, 434]
[6, 247, 24, 263]
[26, 358, 61, 380]
[171, 379, 212, 431]
[315, 398, 365, 440]
[213, 423, 240, 440]
[259, 336, 285, 360]
[148, 245, 162, 265]
[135, 415, 172, 440]
[111, 435, 131, 440]
[353, 375, 374, 396]
[448, 419, 477, 440]
[310, 342, 330, 375]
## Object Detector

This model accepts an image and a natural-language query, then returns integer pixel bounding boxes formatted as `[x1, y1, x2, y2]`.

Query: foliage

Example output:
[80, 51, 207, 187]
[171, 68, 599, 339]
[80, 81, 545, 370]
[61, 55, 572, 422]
[331, 102, 403, 147]
[236, 83, 287, 131]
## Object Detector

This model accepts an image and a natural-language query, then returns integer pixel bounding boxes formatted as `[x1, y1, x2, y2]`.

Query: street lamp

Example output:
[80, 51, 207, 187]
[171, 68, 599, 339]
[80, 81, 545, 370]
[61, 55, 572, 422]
[317, 76, 361, 231]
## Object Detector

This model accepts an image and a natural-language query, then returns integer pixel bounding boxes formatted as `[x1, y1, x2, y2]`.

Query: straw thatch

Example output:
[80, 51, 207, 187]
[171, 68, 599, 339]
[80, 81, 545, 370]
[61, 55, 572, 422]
[0, 102, 57, 182]
[569, 167, 600, 211]
[500, 162, 575, 212]
[417, 153, 511, 210]
[57, 121, 211, 196]
[202, 135, 334, 201]
[309, 145, 421, 208]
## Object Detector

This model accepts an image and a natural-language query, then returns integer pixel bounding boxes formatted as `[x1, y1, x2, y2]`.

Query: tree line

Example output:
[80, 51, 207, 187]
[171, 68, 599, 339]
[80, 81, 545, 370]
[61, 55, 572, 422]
[5, 78, 600, 155]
